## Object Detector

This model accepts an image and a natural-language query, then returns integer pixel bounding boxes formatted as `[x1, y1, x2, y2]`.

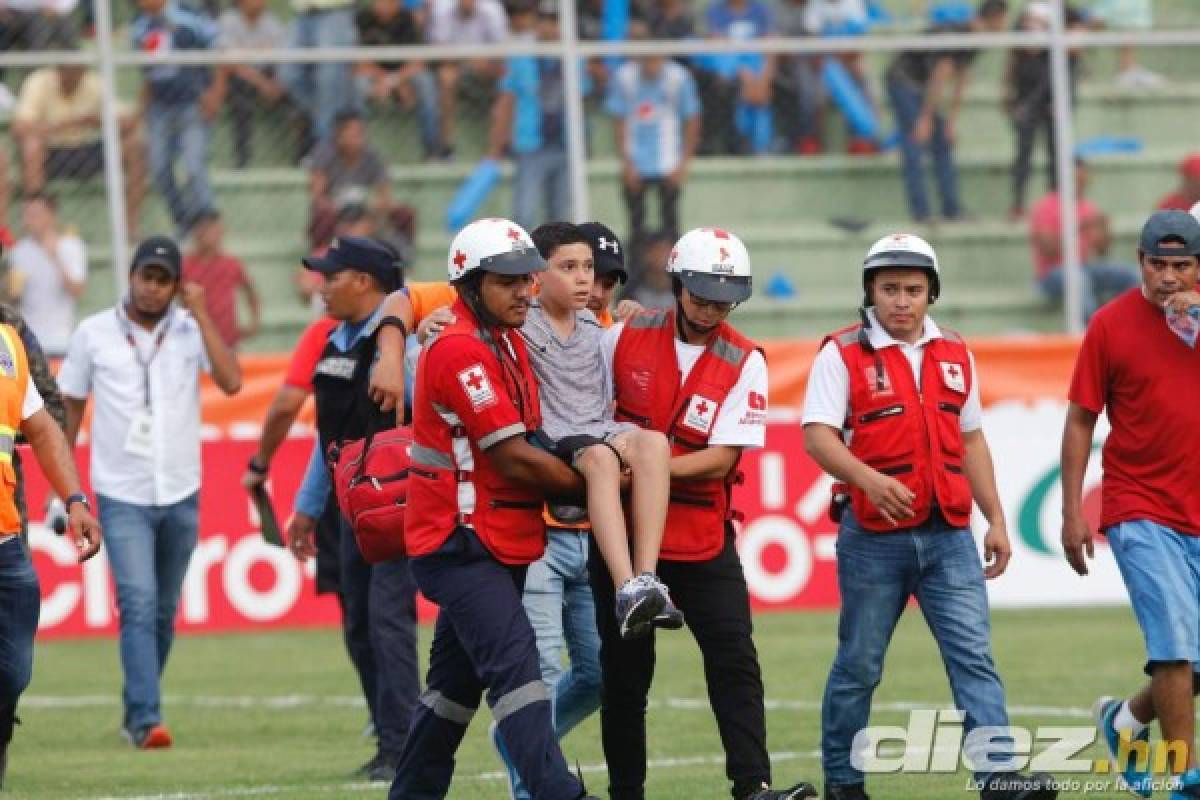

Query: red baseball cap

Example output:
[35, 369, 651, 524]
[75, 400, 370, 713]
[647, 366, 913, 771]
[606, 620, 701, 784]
[1180, 153, 1200, 179]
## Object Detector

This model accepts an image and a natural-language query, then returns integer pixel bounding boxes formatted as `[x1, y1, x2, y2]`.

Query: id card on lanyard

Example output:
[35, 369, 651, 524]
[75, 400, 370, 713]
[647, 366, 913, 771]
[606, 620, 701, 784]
[117, 305, 172, 459]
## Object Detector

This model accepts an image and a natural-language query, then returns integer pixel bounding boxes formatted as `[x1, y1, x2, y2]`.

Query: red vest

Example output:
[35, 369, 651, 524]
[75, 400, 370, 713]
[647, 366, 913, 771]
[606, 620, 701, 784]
[612, 309, 758, 562]
[405, 301, 546, 565]
[825, 323, 975, 532]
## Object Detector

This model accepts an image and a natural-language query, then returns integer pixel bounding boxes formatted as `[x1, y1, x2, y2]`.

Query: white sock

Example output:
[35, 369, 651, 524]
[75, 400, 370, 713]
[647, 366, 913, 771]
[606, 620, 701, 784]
[1113, 700, 1149, 736]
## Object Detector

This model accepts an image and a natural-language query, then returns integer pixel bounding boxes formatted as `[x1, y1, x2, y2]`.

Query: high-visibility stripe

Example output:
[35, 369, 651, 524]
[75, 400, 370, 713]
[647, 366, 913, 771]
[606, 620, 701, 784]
[490, 680, 549, 723]
[418, 689, 476, 726]
[0, 433, 14, 455]
[410, 443, 454, 469]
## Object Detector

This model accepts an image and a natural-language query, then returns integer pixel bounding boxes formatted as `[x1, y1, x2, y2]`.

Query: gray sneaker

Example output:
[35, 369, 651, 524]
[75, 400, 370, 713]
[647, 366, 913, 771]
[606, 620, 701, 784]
[615, 575, 665, 639]
[644, 573, 685, 630]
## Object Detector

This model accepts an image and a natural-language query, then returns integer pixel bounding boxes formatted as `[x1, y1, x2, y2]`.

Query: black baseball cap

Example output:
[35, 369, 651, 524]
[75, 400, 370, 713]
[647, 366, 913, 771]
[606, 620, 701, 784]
[578, 222, 627, 284]
[1139, 210, 1200, 256]
[303, 235, 403, 290]
[130, 235, 182, 280]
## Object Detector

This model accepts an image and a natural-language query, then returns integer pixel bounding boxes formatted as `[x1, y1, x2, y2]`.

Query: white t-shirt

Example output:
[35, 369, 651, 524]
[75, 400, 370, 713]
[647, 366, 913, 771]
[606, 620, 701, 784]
[9, 235, 87, 356]
[428, 0, 508, 45]
[601, 322, 769, 449]
[802, 309, 982, 433]
[57, 306, 211, 506]
[21, 374, 43, 421]
[0, 375, 43, 542]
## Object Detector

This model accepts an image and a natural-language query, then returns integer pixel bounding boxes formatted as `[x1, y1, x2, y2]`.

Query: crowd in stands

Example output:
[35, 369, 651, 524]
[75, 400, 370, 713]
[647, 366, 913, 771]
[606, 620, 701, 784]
[0, 0, 1186, 335]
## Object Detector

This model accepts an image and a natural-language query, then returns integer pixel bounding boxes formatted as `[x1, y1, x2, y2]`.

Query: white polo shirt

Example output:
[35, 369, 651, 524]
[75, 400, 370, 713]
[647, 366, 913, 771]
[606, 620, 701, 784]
[802, 309, 982, 433]
[601, 322, 769, 449]
[58, 305, 211, 506]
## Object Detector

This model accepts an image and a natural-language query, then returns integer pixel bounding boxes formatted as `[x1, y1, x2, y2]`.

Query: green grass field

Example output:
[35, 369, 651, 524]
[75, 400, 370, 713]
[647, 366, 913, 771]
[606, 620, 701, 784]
[6, 607, 1160, 799]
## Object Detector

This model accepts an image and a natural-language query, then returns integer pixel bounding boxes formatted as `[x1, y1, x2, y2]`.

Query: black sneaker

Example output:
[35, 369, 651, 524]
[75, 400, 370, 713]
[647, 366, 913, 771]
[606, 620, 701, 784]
[979, 771, 1058, 800]
[367, 752, 401, 783]
[825, 784, 869, 800]
[352, 752, 382, 779]
[0, 710, 17, 790]
[741, 781, 819, 800]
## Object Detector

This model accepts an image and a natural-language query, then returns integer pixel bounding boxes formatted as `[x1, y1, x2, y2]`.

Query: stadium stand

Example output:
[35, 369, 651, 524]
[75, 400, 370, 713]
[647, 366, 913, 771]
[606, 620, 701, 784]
[3, 0, 1200, 347]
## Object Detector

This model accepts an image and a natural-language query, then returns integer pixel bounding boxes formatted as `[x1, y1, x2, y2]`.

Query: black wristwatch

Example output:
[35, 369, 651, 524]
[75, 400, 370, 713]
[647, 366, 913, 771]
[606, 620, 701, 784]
[64, 493, 91, 514]
[379, 315, 409, 337]
[247, 456, 268, 476]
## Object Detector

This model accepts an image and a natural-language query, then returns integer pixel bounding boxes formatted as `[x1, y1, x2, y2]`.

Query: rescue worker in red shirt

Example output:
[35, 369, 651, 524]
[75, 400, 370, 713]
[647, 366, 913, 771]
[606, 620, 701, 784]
[802, 233, 1056, 800]
[389, 218, 598, 800]
[594, 227, 817, 800]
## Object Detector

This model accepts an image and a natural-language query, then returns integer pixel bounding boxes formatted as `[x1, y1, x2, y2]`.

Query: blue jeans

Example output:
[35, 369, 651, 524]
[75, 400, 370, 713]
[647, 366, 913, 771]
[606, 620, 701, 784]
[0, 538, 40, 725]
[502, 531, 602, 799]
[1107, 519, 1200, 674]
[98, 492, 200, 733]
[524, 530, 602, 736]
[145, 103, 213, 233]
[356, 68, 439, 156]
[280, 8, 358, 143]
[512, 147, 569, 234]
[821, 510, 1011, 787]
[337, 516, 419, 756]
[886, 74, 962, 221]
[1037, 263, 1139, 321]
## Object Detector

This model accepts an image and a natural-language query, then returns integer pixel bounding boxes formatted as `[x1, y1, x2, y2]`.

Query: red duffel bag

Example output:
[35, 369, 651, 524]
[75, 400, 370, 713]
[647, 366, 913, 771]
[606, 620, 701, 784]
[331, 425, 412, 563]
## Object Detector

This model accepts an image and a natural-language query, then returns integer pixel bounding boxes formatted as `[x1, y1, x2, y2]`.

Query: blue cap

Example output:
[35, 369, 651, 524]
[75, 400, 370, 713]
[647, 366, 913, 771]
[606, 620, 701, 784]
[303, 236, 403, 290]
[1139, 210, 1200, 257]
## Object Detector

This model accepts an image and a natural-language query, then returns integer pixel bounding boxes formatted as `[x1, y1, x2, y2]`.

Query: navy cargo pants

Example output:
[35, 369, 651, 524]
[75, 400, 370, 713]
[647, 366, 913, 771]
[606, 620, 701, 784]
[390, 527, 585, 800]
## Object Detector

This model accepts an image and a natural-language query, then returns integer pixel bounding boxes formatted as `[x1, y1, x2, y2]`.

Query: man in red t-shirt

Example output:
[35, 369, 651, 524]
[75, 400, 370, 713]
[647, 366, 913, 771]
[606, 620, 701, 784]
[1030, 159, 1137, 319]
[181, 209, 261, 348]
[1156, 153, 1200, 213]
[1062, 210, 1200, 797]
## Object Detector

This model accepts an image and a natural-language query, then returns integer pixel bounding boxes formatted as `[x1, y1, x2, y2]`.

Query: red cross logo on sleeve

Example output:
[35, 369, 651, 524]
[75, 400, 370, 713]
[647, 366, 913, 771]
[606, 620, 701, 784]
[453, 250, 468, 270]
[696, 400, 710, 415]
[465, 369, 484, 391]
[947, 364, 960, 380]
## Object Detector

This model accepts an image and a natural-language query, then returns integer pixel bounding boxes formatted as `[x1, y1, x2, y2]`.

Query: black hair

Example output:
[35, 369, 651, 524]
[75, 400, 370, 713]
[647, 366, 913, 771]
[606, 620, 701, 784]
[531, 221, 590, 261]
[192, 207, 221, 226]
[333, 108, 364, 129]
[23, 191, 57, 211]
[979, 0, 1008, 18]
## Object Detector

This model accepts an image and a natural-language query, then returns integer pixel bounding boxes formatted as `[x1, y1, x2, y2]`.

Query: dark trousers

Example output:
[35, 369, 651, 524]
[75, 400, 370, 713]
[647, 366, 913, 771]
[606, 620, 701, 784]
[1010, 105, 1057, 212]
[623, 178, 680, 254]
[390, 527, 583, 800]
[228, 75, 266, 169]
[589, 528, 770, 800]
[339, 517, 419, 757]
[0, 538, 38, 743]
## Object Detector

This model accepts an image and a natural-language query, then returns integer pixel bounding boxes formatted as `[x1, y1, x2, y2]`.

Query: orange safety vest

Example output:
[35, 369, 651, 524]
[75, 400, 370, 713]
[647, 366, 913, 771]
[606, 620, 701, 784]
[0, 324, 30, 535]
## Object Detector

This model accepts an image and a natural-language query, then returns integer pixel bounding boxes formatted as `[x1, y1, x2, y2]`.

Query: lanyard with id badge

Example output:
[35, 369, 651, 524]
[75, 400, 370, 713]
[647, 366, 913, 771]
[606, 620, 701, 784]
[119, 306, 171, 459]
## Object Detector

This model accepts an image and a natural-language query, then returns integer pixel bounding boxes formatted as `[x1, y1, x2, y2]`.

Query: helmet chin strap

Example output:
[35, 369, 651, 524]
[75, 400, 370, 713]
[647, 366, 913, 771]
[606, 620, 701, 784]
[675, 299, 718, 339]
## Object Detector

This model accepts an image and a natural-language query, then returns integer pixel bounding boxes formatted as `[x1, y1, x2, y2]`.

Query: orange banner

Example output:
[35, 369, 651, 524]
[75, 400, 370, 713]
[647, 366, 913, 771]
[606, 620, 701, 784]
[194, 335, 1084, 433]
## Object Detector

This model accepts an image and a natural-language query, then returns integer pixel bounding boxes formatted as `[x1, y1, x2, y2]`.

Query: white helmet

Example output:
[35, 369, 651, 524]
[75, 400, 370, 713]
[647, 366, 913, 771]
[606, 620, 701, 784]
[862, 232, 941, 301]
[446, 217, 546, 282]
[668, 227, 753, 304]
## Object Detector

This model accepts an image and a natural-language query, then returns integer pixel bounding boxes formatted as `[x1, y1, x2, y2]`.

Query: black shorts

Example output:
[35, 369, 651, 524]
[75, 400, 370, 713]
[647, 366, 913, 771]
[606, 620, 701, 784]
[46, 141, 104, 181]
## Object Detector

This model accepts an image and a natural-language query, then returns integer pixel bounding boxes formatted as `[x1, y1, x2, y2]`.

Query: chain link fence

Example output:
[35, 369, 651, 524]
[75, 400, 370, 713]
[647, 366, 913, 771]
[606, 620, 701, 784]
[2, 0, 1200, 350]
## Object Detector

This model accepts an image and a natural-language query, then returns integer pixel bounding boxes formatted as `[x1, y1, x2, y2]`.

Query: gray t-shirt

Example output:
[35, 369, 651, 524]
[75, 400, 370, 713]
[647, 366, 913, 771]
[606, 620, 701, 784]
[218, 10, 286, 73]
[309, 142, 389, 209]
[522, 304, 633, 442]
